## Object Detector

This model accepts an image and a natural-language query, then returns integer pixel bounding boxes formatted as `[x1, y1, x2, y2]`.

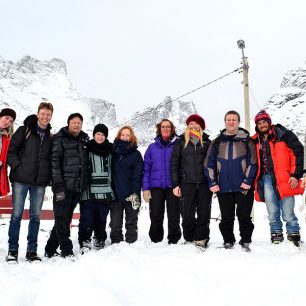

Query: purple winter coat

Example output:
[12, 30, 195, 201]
[143, 136, 178, 190]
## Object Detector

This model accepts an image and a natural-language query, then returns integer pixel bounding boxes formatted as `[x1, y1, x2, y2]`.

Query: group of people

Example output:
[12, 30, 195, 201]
[0, 102, 305, 262]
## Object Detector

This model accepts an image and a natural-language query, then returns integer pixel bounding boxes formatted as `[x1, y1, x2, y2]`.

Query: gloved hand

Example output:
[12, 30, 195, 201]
[126, 193, 140, 210]
[143, 190, 152, 203]
[54, 186, 66, 203]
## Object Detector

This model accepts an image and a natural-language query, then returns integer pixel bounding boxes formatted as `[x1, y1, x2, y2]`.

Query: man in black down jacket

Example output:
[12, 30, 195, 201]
[45, 113, 89, 258]
[7, 102, 53, 262]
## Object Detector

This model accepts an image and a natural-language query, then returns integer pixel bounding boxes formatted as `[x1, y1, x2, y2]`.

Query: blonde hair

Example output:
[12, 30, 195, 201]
[0, 123, 14, 139]
[184, 127, 203, 148]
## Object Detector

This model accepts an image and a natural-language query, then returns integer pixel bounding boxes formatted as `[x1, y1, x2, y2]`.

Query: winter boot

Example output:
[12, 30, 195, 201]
[287, 233, 301, 247]
[224, 242, 234, 249]
[80, 240, 92, 254]
[26, 251, 42, 262]
[93, 239, 105, 250]
[6, 250, 18, 263]
[240, 242, 251, 252]
[271, 233, 284, 244]
[194, 239, 209, 252]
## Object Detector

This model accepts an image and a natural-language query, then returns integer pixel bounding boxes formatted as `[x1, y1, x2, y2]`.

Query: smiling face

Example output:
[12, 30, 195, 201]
[0, 115, 14, 129]
[187, 121, 201, 131]
[68, 117, 83, 136]
[120, 128, 131, 141]
[160, 120, 172, 139]
[37, 108, 53, 129]
[256, 119, 270, 134]
[94, 132, 106, 144]
[225, 114, 240, 135]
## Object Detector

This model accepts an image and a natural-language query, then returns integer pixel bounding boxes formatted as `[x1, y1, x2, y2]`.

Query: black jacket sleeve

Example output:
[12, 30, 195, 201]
[7, 126, 26, 171]
[51, 134, 65, 191]
[285, 130, 304, 178]
[131, 150, 144, 196]
[170, 139, 181, 187]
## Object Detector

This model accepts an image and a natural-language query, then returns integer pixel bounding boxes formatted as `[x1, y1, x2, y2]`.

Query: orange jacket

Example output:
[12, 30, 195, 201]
[252, 124, 304, 201]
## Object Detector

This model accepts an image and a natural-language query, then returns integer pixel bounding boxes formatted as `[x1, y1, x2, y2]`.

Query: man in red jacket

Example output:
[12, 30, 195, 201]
[252, 110, 304, 246]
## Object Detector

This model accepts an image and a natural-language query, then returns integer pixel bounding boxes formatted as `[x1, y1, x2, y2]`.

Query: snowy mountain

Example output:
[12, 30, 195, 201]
[0, 55, 117, 133]
[112, 96, 199, 146]
[265, 63, 306, 142]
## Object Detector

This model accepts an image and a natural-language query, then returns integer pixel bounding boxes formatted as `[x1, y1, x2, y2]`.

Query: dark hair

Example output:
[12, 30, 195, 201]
[38, 102, 53, 113]
[156, 119, 176, 138]
[67, 112, 83, 125]
[224, 110, 240, 122]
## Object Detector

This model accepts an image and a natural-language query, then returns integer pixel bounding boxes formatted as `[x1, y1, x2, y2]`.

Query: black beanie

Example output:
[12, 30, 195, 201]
[0, 108, 16, 121]
[67, 113, 83, 125]
[93, 123, 108, 138]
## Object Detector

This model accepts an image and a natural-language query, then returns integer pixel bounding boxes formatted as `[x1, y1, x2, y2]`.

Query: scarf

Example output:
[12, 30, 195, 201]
[189, 129, 201, 146]
[86, 139, 114, 157]
[114, 139, 137, 156]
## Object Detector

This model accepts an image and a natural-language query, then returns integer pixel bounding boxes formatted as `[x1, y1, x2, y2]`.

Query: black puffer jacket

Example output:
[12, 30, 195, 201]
[8, 114, 52, 186]
[51, 126, 89, 193]
[171, 132, 211, 186]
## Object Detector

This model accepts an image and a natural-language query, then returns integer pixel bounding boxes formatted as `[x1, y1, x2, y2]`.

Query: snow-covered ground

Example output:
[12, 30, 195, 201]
[1, 195, 306, 306]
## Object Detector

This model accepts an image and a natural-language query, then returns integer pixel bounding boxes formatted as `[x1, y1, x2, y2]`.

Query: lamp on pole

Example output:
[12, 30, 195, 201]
[237, 40, 250, 132]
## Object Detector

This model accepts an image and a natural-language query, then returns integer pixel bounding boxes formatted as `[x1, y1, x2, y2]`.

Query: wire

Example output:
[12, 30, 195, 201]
[249, 85, 263, 110]
[111, 67, 242, 129]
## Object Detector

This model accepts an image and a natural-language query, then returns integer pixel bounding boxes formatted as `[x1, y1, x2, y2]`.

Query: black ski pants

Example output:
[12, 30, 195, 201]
[149, 188, 181, 244]
[45, 191, 80, 256]
[217, 190, 254, 244]
[110, 200, 139, 244]
[78, 200, 110, 246]
[181, 182, 212, 242]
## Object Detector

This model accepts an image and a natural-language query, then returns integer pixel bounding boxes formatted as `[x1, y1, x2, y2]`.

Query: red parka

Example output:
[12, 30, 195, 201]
[0, 134, 11, 196]
[252, 124, 304, 201]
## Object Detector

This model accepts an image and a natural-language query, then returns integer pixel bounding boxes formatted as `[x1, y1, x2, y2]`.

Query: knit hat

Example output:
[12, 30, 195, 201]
[67, 112, 83, 125]
[0, 108, 16, 121]
[254, 110, 272, 125]
[93, 123, 108, 138]
[186, 114, 205, 130]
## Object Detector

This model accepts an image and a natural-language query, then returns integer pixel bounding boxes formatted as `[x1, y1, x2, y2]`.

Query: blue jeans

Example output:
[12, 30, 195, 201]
[8, 182, 45, 252]
[263, 174, 300, 234]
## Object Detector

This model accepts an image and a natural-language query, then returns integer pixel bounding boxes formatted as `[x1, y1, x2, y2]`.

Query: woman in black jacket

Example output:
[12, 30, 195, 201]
[111, 126, 143, 244]
[171, 114, 212, 249]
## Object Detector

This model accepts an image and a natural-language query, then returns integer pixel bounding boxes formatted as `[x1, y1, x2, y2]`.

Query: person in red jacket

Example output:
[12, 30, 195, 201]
[252, 110, 304, 246]
[0, 108, 16, 196]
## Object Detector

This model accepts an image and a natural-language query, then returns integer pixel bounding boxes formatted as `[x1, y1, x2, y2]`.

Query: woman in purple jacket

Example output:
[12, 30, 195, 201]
[143, 119, 181, 244]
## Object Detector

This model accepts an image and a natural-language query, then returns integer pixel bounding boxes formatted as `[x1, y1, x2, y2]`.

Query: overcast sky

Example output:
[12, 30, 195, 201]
[1, 0, 306, 131]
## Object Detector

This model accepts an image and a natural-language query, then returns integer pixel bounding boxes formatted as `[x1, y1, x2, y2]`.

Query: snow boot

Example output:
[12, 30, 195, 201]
[80, 240, 92, 254]
[271, 233, 284, 244]
[240, 242, 251, 252]
[287, 233, 301, 247]
[6, 250, 18, 263]
[26, 251, 42, 262]
[93, 239, 105, 250]
[44, 251, 60, 258]
[194, 239, 209, 251]
[224, 242, 234, 249]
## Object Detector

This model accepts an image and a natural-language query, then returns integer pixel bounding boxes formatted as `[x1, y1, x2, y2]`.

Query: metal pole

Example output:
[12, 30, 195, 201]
[242, 52, 250, 131]
[237, 40, 251, 132]
[237, 40, 254, 222]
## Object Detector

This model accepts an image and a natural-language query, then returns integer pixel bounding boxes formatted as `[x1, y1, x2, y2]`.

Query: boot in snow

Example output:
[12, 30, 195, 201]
[287, 233, 301, 247]
[271, 233, 284, 244]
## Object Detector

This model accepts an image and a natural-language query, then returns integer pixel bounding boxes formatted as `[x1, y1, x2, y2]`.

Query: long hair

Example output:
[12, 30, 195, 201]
[115, 125, 138, 146]
[156, 119, 176, 138]
[184, 127, 203, 148]
[0, 124, 14, 139]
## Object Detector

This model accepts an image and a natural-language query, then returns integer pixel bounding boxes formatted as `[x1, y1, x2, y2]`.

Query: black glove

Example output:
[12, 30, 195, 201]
[53, 186, 66, 202]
